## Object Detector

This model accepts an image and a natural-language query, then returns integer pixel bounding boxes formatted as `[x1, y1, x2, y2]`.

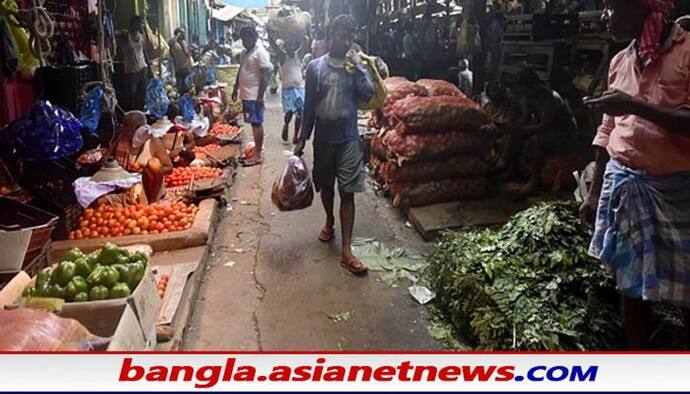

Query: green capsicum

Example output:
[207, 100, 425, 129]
[89, 285, 109, 301]
[70, 276, 88, 293]
[62, 247, 85, 262]
[65, 282, 79, 301]
[73, 292, 89, 302]
[127, 261, 146, 289]
[74, 257, 92, 278]
[112, 264, 133, 285]
[87, 266, 106, 286]
[36, 268, 52, 288]
[129, 251, 148, 265]
[49, 284, 66, 299]
[34, 282, 51, 297]
[98, 243, 122, 265]
[109, 282, 132, 299]
[53, 261, 76, 286]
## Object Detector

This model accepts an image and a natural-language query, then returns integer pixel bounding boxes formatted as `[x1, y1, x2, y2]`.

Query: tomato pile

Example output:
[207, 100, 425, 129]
[165, 167, 223, 187]
[210, 123, 240, 136]
[158, 274, 170, 299]
[68, 203, 198, 240]
[192, 143, 221, 155]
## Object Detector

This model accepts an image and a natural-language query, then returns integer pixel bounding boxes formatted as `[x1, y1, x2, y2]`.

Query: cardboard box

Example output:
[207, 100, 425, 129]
[68, 303, 148, 351]
[7, 265, 160, 350]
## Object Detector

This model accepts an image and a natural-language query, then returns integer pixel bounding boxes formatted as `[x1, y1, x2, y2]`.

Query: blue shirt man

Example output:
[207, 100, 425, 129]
[294, 14, 375, 276]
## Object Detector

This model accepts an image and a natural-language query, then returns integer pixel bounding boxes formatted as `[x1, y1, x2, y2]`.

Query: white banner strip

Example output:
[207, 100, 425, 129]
[0, 353, 688, 392]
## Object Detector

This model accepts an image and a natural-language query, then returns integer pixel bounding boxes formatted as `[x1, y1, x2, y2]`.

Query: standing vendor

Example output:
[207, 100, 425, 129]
[581, 0, 690, 349]
[119, 16, 150, 111]
[102, 111, 174, 203]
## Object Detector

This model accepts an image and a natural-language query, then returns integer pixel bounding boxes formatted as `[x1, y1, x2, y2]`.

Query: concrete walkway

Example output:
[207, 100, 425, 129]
[183, 95, 440, 350]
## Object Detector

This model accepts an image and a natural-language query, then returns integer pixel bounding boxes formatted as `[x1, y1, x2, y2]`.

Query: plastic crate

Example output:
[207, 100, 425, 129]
[19, 158, 82, 200]
[30, 197, 83, 241]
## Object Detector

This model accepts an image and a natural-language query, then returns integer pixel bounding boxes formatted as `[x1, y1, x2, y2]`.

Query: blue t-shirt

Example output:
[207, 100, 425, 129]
[299, 56, 375, 144]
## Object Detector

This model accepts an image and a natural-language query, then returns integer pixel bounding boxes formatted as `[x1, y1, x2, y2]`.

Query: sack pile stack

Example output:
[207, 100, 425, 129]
[369, 77, 493, 208]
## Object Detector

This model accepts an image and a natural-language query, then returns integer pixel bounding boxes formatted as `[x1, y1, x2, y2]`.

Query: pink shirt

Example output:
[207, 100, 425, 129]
[593, 24, 690, 175]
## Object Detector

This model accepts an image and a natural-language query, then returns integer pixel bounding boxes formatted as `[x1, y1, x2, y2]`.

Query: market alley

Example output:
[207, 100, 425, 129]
[183, 94, 441, 350]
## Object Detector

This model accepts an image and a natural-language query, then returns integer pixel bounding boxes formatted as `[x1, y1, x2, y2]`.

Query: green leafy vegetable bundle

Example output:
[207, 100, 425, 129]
[427, 201, 625, 350]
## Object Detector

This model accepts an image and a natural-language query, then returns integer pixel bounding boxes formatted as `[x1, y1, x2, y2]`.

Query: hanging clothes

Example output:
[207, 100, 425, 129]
[0, 17, 18, 75]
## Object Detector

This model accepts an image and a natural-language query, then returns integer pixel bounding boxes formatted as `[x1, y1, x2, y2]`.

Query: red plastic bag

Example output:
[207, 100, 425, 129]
[272, 156, 314, 211]
[417, 79, 465, 97]
[382, 128, 490, 162]
[392, 95, 490, 134]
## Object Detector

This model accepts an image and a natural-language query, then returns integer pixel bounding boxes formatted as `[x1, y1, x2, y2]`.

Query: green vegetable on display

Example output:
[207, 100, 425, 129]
[22, 243, 148, 303]
[73, 292, 89, 302]
[52, 261, 76, 286]
[110, 283, 132, 299]
[426, 201, 624, 350]
[62, 248, 85, 262]
[89, 285, 109, 301]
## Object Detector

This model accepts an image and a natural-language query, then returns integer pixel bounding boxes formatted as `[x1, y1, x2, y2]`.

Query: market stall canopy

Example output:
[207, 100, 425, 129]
[212, 4, 246, 22]
[221, 0, 268, 9]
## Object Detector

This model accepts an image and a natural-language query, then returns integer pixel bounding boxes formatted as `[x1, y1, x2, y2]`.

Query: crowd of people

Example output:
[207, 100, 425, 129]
[108, 3, 690, 349]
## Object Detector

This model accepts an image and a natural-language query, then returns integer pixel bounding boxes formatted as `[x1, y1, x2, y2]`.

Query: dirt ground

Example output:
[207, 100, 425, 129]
[182, 94, 441, 350]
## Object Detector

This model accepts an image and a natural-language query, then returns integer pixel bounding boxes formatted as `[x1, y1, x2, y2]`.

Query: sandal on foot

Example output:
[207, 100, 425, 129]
[318, 227, 335, 242]
[242, 157, 264, 167]
[340, 256, 368, 276]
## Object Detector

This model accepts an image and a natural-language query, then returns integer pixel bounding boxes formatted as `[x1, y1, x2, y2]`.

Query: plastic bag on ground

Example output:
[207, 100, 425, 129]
[0, 100, 83, 161]
[392, 95, 490, 133]
[0, 309, 102, 351]
[272, 155, 314, 211]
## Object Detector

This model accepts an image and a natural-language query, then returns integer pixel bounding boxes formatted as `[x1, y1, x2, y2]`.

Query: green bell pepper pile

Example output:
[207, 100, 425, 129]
[22, 245, 149, 303]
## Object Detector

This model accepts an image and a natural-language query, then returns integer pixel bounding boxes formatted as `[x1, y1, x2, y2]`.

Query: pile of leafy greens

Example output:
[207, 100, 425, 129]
[427, 201, 627, 350]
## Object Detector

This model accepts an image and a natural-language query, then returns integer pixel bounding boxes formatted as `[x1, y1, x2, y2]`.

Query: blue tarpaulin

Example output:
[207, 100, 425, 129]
[222, 0, 267, 8]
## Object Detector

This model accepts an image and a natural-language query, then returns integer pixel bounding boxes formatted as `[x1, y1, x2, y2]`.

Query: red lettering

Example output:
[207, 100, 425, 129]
[397, 361, 413, 381]
[412, 365, 438, 381]
[195, 366, 221, 388]
[438, 366, 461, 381]
[170, 365, 194, 382]
[462, 366, 496, 382]
[292, 366, 312, 381]
[347, 366, 372, 382]
[119, 358, 144, 381]
[145, 366, 167, 381]
[269, 366, 292, 381]
[323, 366, 346, 381]
[222, 358, 236, 381]
[373, 366, 396, 381]
[495, 366, 515, 382]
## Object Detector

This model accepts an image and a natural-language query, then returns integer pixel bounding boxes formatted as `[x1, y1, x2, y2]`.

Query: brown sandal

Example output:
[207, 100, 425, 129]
[340, 256, 368, 276]
[318, 227, 335, 242]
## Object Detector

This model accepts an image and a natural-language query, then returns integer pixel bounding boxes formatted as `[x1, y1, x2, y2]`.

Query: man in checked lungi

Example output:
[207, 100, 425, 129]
[581, 0, 690, 349]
